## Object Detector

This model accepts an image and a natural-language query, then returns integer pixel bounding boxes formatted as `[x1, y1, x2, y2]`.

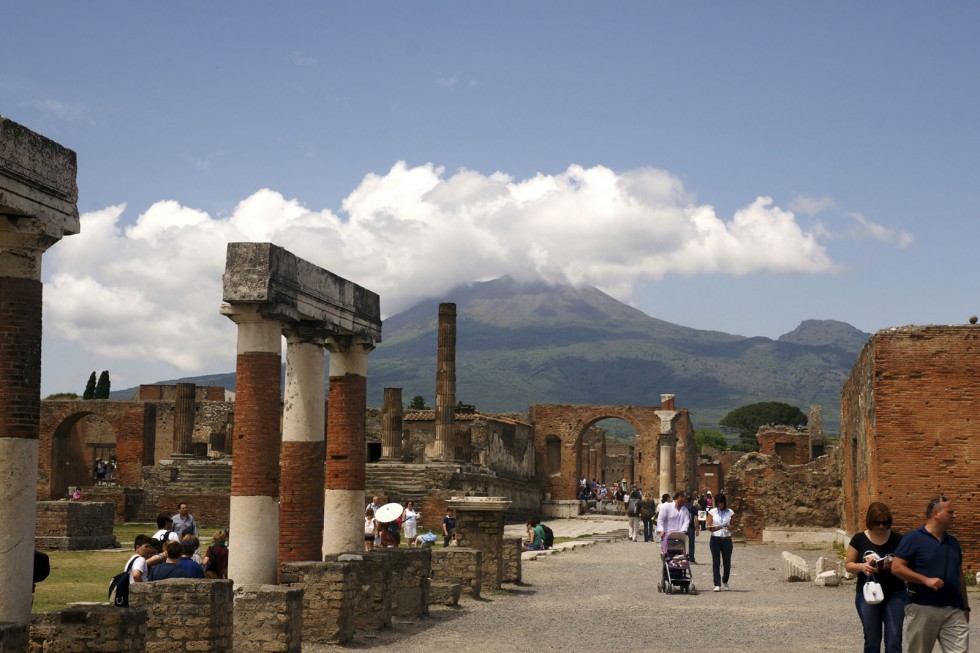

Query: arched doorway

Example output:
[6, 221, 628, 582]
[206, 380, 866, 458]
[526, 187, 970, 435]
[50, 412, 117, 498]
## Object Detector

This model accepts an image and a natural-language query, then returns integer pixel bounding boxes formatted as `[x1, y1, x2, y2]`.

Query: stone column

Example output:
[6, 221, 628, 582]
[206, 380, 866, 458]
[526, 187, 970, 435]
[221, 304, 282, 585]
[279, 323, 327, 565]
[172, 382, 196, 455]
[381, 387, 403, 460]
[449, 497, 511, 591]
[323, 336, 373, 556]
[0, 116, 78, 627]
[432, 303, 456, 461]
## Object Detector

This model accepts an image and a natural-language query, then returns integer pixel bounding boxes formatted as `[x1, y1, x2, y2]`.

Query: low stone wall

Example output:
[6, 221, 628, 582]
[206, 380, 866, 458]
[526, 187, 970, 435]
[762, 527, 849, 547]
[501, 536, 522, 584]
[35, 501, 117, 550]
[74, 487, 128, 524]
[280, 561, 355, 645]
[30, 604, 146, 652]
[130, 579, 233, 652]
[324, 553, 391, 633]
[233, 585, 303, 653]
[374, 548, 430, 619]
[541, 500, 580, 519]
[431, 547, 482, 599]
[0, 623, 27, 653]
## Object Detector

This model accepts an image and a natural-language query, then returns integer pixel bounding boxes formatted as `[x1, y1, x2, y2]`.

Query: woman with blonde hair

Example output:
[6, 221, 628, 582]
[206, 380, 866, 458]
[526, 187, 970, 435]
[202, 530, 229, 579]
[844, 502, 905, 653]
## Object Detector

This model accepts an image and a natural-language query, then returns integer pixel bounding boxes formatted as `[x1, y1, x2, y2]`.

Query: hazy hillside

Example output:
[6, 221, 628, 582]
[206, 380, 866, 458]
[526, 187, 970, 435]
[119, 276, 870, 433]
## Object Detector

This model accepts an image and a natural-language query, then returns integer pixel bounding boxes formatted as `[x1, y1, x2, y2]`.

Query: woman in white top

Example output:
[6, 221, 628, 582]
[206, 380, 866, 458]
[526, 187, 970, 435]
[364, 508, 377, 552]
[402, 500, 419, 546]
[706, 492, 735, 592]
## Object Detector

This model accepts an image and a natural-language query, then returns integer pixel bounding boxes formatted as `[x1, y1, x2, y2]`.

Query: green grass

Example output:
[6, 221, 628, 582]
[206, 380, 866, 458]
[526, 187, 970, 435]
[33, 525, 219, 613]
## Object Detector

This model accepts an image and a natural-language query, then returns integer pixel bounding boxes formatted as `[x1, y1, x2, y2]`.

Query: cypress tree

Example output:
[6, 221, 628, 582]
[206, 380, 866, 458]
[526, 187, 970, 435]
[95, 370, 111, 399]
[83, 372, 97, 400]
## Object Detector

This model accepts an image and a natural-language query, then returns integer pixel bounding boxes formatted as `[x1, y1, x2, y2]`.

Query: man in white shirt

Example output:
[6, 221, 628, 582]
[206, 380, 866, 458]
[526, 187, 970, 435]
[656, 491, 691, 554]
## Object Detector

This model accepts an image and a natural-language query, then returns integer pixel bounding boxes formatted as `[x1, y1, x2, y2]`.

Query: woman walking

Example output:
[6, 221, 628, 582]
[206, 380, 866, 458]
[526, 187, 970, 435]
[402, 500, 419, 546]
[706, 492, 734, 592]
[843, 502, 905, 653]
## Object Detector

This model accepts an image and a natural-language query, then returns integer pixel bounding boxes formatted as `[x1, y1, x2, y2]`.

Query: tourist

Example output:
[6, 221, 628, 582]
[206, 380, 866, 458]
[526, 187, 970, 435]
[149, 541, 188, 580]
[152, 513, 180, 545]
[171, 501, 198, 538]
[402, 500, 419, 546]
[366, 496, 382, 514]
[626, 487, 642, 542]
[707, 492, 735, 592]
[891, 496, 970, 653]
[704, 491, 714, 509]
[182, 534, 203, 564]
[843, 501, 905, 653]
[442, 508, 456, 547]
[95, 458, 107, 484]
[177, 539, 205, 578]
[364, 508, 376, 551]
[656, 491, 690, 555]
[202, 530, 229, 578]
[522, 518, 546, 551]
[639, 492, 657, 542]
[682, 492, 701, 563]
[126, 535, 156, 583]
[654, 493, 671, 543]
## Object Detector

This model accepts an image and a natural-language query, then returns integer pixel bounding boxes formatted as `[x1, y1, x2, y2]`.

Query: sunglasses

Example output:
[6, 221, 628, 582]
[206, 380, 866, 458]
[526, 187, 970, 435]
[873, 521, 891, 527]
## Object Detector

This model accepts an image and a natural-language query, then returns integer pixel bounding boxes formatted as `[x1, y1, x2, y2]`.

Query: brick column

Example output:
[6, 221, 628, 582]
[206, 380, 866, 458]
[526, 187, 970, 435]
[432, 303, 456, 461]
[222, 304, 282, 585]
[279, 324, 327, 564]
[448, 497, 510, 591]
[0, 117, 78, 627]
[172, 382, 196, 454]
[323, 336, 373, 556]
[381, 387, 403, 460]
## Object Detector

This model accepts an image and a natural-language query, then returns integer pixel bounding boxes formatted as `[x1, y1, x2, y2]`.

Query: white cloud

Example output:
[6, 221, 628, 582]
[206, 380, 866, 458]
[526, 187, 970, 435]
[844, 212, 914, 248]
[789, 195, 835, 215]
[28, 99, 89, 123]
[43, 162, 881, 378]
[436, 73, 461, 87]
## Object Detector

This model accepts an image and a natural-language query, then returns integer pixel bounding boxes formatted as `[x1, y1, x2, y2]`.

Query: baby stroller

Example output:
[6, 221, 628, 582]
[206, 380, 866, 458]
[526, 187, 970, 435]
[658, 532, 697, 595]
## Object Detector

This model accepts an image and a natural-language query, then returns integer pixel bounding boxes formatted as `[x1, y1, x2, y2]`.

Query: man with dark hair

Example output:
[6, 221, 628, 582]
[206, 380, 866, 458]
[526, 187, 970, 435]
[177, 539, 205, 578]
[127, 535, 156, 583]
[171, 502, 198, 538]
[149, 542, 189, 581]
[892, 496, 970, 653]
[683, 491, 702, 563]
[152, 513, 179, 545]
[656, 491, 691, 551]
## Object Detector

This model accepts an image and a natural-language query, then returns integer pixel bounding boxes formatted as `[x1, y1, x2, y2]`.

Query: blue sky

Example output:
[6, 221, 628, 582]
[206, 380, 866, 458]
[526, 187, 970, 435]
[4, 3, 978, 397]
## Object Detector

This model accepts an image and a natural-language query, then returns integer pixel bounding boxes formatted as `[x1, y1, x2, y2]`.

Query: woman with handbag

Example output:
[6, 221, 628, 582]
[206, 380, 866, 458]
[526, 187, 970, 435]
[844, 502, 906, 653]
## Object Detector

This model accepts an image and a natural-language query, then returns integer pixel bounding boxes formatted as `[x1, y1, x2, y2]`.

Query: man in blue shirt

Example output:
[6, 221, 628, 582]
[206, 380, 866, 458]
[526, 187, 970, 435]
[892, 496, 970, 653]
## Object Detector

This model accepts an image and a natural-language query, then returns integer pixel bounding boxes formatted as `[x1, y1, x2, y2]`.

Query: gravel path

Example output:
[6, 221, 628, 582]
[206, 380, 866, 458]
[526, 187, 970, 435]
[312, 531, 979, 652]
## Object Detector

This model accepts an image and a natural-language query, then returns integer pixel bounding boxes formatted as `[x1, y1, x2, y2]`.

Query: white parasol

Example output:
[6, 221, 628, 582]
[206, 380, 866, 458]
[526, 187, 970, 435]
[374, 502, 403, 522]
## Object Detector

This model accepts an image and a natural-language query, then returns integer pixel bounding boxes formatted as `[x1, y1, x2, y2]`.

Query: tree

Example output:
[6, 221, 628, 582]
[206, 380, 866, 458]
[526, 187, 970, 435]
[408, 395, 428, 410]
[720, 401, 807, 450]
[45, 392, 80, 400]
[82, 372, 97, 400]
[695, 428, 728, 453]
[95, 370, 111, 399]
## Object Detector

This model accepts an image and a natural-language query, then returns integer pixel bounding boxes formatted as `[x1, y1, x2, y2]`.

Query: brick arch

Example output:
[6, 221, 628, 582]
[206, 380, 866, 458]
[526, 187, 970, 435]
[38, 401, 156, 500]
[531, 404, 668, 500]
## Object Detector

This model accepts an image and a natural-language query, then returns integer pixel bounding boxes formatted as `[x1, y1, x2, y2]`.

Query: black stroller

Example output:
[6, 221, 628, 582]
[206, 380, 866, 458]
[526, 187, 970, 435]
[658, 532, 697, 595]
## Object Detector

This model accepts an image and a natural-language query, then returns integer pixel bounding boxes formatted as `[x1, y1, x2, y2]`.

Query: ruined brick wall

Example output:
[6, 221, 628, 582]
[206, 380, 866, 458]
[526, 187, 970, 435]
[130, 579, 233, 652]
[154, 490, 230, 528]
[725, 449, 842, 540]
[430, 547, 482, 598]
[279, 561, 355, 645]
[841, 326, 980, 572]
[757, 426, 810, 466]
[233, 585, 302, 653]
[136, 385, 226, 401]
[30, 605, 146, 652]
[35, 501, 116, 550]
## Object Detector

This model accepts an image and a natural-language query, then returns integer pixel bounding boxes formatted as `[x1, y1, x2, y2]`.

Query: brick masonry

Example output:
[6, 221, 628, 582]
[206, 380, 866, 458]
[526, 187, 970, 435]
[231, 353, 282, 497]
[756, 426, 811, 466]
[372, 547, 430, 618]
[279, 440, 325, 562]
[431, 547, 483, 599]
[130, 579, 233, 653]
[279, 561, 355, 645]
[233, 585, 303, 653]
[29, 604, 146, 652]
[324, 553, 391, 632]
[501, 536, 522, 584]
[0, 277, 42, 441]
[34, 501, 116, 550]
[841, 326, 980, 572]
[326, 374, 366, 491]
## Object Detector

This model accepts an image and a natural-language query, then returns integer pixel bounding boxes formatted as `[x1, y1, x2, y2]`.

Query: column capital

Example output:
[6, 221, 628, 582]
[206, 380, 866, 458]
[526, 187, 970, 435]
[324, 334, 376, 356]
[282, 320, 330, 345]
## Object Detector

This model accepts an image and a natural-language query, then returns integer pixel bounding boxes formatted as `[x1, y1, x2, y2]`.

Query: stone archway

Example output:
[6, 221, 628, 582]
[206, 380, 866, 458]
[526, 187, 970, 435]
[531, 398, 696, 501]
[39, 401, 155, 500]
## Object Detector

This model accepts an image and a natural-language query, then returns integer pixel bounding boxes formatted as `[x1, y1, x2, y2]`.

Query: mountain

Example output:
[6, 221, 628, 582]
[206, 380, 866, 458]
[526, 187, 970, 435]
[118, 277, 871, 433]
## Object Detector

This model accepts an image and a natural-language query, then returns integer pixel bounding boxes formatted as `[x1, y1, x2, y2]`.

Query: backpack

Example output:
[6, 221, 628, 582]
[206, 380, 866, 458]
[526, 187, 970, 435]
[541, 524, 554, 549]
[109, 555, 139, 607]
[627, 497, 640, 517]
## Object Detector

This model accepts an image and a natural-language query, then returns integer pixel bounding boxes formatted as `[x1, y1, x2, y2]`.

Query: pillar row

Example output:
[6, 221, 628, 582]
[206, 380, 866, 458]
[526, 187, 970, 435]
[223, 305, 283, 585]
[381, 387, 403, 460]
[279, 325, 328, 565]
[323, 336, 373, 556]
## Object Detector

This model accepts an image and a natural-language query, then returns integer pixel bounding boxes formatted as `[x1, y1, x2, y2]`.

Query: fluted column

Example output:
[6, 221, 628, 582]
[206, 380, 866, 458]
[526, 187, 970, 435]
[0, 116, 78, 627]
[172, 382, 196, 454]
[433, 303, 456, 461]
[222, 304, 282, 585]
[323, 335, 373, 556]
[381, 387, 403, 460]
[279, 323, 328, 564]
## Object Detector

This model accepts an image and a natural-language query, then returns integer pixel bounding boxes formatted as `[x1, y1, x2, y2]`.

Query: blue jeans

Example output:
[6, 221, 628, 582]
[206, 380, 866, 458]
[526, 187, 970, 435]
[643, 519, 654, 542]
[856, 589, 906, 653]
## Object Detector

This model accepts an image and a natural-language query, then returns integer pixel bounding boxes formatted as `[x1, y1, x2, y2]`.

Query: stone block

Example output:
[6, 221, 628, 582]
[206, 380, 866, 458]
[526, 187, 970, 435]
[280, 561, 355, 645]
[233, 584, 302, 653]
[814, 556, 843, 576]
[29, 605, 146, 652]
[814, 570, 840, 587]
[428, 581, 462, 606]
[782, 551, 811, 582]
[131, 579, 232, 652]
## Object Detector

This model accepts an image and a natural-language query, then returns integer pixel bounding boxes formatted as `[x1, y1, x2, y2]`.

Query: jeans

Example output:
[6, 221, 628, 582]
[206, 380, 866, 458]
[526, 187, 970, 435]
[687, 529, 697, 562]
[643, 519, 654, 542]
[856, 590, 906, 653]
[709, 536, 732, 586]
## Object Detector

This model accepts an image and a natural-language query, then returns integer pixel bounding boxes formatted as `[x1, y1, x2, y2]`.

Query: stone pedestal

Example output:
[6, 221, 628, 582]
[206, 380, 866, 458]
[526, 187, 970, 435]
[279, 561, 355, 645]
[431, 547, 482, 598]
[324, 552, 391, 633]
[130, 579, 233, 652]
[448, 497, 510, 590]
[233, 585, 303, 653]
[373, 547, 431, 618]
[30, 605, 146, 653]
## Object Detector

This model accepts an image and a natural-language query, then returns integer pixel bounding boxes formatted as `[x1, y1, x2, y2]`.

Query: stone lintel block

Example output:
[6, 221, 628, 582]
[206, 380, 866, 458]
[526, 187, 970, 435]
[813, 570, 840, 587]
[447, 497, 511, 512]
[782, 551, 811, 582]
[222, 242, 381, 339]
[0, 116, 79, 235]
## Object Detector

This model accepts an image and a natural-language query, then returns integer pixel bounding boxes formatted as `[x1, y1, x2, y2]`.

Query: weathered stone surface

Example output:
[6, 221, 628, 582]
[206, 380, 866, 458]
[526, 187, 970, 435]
[814, 570, 840, 587]
[280, 561, 354, 645]
[30, 604, 146, 652]
[222, 242, 381, 338]
[428, 581, 461, 606]
[782, 551, 811, 582]
[233, 585, 302, 653]
[35, 501, 118, 550]
[815, 556, 842, 576]
[131, 579, 233, 652]
[431, 547, 482, 599]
